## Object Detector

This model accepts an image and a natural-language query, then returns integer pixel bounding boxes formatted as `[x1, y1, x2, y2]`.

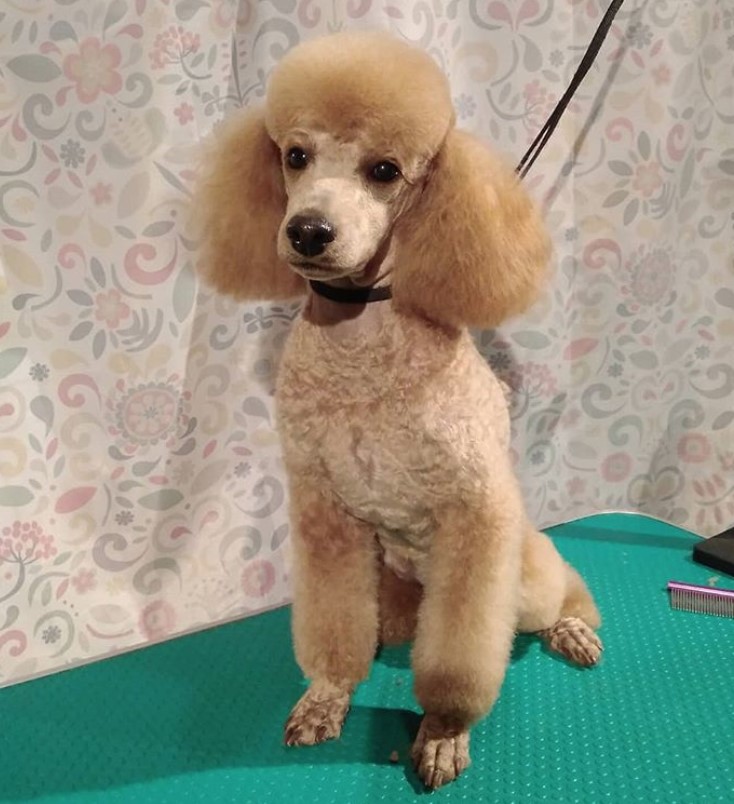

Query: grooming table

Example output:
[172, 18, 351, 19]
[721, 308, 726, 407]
[2, 514, 732, 803]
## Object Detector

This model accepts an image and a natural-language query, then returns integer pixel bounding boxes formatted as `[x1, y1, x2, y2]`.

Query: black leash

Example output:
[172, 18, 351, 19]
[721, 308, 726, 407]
[311, 0, 625, 304]
[516, 0, 625, 179]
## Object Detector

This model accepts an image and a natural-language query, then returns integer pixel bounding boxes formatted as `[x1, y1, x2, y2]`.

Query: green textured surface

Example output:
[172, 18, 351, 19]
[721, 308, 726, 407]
[2, 514, 734, 803]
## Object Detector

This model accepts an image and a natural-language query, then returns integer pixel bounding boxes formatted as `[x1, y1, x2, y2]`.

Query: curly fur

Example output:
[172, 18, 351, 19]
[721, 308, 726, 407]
[193, 31, 602, 790]
[265, 32, 454, 166]
[393, 128, 551, 328]
[193, 108, 306, 300]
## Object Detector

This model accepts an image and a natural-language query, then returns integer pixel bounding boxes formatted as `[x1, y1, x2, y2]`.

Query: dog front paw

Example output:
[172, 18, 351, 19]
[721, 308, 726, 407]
[284, 682, 351, 747]
[411, 714, 471, 790]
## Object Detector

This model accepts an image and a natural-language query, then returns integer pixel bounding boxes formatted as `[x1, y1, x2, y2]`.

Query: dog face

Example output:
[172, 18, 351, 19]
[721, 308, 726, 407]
[276, 130, 424, 283]
[263, 32, 454, 287]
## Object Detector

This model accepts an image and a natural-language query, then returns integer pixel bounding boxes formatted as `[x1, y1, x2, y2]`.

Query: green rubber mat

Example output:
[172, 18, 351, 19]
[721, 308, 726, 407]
[2, 514, 734, 803]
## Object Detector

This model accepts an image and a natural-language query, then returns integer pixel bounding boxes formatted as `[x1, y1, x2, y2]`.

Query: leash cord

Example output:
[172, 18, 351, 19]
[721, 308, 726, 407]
[516, 0, 625, 179]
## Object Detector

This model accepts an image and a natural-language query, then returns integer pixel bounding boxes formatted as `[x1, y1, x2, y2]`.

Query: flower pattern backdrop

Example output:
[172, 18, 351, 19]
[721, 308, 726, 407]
[0, 0, 732, 686]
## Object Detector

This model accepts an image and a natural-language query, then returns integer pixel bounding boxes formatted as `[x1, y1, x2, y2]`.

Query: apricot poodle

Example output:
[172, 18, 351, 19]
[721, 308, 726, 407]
[194, 31, 602, 790]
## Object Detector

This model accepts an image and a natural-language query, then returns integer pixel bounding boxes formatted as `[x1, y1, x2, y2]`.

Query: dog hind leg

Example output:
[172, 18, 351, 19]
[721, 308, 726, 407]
[539, 564, 602, 667]
[517, 527, 603, 667]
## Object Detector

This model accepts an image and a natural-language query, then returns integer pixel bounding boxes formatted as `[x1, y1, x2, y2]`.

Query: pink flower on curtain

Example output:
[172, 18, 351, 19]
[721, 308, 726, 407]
[95, 289, 131, 328]
[139, 601, 176, 640]
[0, 522, 57, 603]
[651, 64, 671, 85]
[149, 25, 200, 69]
[522, 79, 559, 138]
[1, 521, 56, 562]
[90, 182, 112, 205]
[71, 568, 96, 594]
[632, 162, 663, 197]
[174, 102, 194, 125]
[242, 560, 275, 598]
[677, 434, 712, 464]
[506, 362, 558, 399]
[601, 453, 633, 483]
[63, 38, 123, 103]
[121, 385, 179, 444]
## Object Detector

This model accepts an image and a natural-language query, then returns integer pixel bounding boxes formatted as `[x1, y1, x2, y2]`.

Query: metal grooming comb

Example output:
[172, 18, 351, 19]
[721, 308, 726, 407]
[667, 581, 734, 618]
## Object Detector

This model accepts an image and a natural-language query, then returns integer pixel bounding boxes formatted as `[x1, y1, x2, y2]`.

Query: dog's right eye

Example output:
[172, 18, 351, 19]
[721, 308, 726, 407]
[369, 160, 401, 183]
[286, 147, 309, 170]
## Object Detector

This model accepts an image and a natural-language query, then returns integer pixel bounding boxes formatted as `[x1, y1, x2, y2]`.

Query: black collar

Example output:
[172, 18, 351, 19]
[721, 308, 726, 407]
[309, 280, 392, 304]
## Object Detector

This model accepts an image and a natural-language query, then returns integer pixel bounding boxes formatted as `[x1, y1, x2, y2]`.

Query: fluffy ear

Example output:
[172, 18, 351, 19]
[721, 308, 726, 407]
[392, 130, 550, 329]
[192, 108, 306, 300]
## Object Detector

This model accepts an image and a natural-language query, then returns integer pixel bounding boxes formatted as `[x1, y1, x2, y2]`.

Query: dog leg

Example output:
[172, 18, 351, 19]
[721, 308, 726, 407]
[411, 491, 523, 789]
[516, 529, 602, 666]
[285, 482, 379, 747]
[541, 562, 603, 666]
[539, 616, 603, 667]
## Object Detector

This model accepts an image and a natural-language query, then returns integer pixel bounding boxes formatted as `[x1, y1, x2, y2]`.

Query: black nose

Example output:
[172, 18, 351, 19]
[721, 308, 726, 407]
[286, 215, 336, 257]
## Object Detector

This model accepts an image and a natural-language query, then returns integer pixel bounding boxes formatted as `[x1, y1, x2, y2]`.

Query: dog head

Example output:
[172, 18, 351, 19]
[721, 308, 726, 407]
[263, 32, 452, 285]
[194, 32, 549, 328]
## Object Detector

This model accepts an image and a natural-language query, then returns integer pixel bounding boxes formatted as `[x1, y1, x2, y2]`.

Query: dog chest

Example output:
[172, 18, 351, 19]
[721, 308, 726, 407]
[288, 411, 444, 582]
[279, 391, 489, 582]
[275, 311, 512, 581]
[327, 419, 443, 525]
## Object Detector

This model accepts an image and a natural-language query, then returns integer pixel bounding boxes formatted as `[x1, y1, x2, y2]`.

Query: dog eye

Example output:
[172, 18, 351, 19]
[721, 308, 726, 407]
[286, 147, 309, 170]
[369, 161, 401, 183]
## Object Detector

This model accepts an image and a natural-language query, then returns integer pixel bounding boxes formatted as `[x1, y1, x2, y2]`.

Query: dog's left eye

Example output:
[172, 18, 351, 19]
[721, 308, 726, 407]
[286, 147, 309, 170]
[369, 161, 401, 183]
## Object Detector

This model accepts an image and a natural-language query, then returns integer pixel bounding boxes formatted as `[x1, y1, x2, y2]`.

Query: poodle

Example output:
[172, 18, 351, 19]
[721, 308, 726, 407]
[194, 31, 602, 790]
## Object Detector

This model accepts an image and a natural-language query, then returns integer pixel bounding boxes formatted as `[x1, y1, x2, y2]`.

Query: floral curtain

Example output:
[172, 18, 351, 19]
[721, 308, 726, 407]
[1, 0, 732, 686]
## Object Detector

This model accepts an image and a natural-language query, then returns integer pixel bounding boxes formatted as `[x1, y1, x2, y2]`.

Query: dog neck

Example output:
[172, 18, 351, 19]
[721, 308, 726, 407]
[301, 238, 393, 338]
[302, 277, 390, 342]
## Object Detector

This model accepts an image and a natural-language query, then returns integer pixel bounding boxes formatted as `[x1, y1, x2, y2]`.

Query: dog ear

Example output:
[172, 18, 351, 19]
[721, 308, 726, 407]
[392, 129, 550, 329]
[193, 108, 306, 300]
